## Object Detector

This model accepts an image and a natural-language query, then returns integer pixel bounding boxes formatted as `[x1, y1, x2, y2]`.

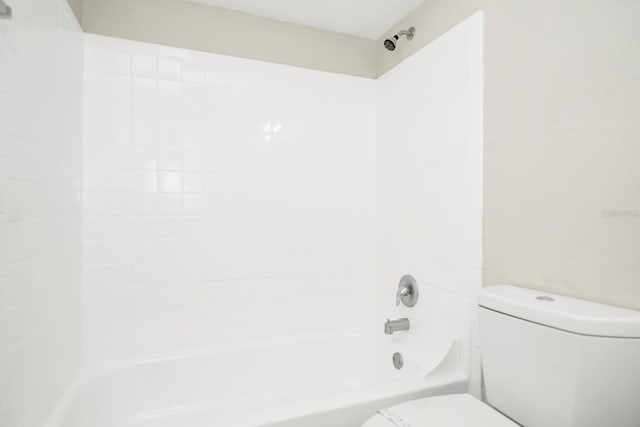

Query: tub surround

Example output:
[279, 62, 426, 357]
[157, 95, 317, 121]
[81, 13, 483, 382]
[82, 34, 378, 364]
[0, 1, 84, 426]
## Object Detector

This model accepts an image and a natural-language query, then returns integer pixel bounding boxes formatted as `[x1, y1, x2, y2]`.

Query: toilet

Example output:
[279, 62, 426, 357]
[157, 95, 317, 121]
[363, 284, 640, 427]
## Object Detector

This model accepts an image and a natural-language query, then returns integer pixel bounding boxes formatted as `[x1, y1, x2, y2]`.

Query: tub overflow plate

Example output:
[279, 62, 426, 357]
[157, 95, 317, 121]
[392, 352, 404, 369]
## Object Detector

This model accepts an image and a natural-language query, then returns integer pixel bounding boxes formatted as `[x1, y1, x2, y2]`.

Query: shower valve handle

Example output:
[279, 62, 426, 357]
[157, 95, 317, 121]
[396, 286, 410, 306]
[396, 275, 419, 307]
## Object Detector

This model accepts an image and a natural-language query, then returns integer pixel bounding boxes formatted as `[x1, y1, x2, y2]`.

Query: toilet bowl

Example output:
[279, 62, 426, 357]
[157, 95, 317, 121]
[362, 394, 516, 426]
[363, 285, 640, 427]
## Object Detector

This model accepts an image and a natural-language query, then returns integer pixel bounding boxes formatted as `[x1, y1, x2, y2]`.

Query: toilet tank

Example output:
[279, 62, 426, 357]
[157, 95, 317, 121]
[479, 285, 640, 427]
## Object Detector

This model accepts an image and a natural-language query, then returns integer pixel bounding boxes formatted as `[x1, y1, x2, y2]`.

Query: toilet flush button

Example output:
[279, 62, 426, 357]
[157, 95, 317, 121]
[536, 296, 555, 302]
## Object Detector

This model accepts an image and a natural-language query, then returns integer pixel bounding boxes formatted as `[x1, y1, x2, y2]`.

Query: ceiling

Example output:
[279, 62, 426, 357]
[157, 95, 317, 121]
[185, 0, 424, 40]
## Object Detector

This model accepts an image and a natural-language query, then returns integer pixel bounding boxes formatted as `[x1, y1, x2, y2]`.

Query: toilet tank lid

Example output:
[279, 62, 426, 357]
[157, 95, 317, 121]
[479, 285, 640, 338]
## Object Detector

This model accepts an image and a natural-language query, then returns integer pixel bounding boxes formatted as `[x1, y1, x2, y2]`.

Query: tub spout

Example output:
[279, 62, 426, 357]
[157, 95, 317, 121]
[384, 318, 410, 335]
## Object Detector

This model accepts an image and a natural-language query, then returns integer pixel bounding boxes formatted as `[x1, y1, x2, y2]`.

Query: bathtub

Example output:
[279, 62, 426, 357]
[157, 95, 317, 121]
[47, 334, 467, 427]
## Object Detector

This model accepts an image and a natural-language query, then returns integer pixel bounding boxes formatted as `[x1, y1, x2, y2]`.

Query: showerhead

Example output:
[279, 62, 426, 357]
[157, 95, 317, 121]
[383, 26, 415, 51]
[384, 38, 397, 51]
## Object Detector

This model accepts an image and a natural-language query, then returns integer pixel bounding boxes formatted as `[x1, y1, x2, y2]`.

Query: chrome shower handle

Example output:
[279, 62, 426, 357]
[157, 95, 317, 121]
[396, 275, 419, 307]
[396, 286, 410, 306]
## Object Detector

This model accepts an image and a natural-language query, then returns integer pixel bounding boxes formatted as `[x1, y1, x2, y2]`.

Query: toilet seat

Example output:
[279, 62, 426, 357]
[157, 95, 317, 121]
[362, 394, 518, 427]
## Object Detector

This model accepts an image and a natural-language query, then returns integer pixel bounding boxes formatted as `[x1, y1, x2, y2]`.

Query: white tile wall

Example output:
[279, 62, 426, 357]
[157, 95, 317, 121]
[376, 12, 483, 395]
[4, 3, 483, 420]
[0, 0, 83, 426]
[82, 16, 484, 377]
[82, 35, 378, 364]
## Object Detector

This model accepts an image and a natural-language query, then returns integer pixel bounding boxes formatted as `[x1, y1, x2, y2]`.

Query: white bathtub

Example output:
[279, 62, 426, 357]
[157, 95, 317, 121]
[47, 334, 467, 427]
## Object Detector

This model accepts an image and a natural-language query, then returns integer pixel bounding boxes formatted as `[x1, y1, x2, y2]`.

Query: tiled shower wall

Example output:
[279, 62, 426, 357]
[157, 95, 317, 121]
[376, 13, 483, 396]
[82, 36, 377, 363]
[82, 16, 483, 372]
[0, 0, 83, 426]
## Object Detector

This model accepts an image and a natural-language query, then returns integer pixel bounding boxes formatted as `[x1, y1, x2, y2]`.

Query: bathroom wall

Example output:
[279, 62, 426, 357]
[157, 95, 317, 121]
[380, 0, 640, 310]
[79, 0, 377, 78]
[376, 12, 483, 396]
[0, 0, 84, 426]
[483, 0, 640, 310]
[82, 35, 377, 364]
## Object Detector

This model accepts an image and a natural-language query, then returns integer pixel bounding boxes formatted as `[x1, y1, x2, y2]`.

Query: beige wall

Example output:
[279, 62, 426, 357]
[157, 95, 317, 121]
[79, 0, 377, 78]
[67, 0, 82, 24]
[484, 0, 640, 310]
[381, 0, 640, 309]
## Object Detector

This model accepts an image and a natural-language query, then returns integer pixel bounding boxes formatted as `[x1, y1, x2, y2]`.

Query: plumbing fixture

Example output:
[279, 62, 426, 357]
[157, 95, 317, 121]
[396, 274, 418, 307]
[392, 352, 404, 369]
[384, 318, 410, 335]
[383, 27, 415, 51]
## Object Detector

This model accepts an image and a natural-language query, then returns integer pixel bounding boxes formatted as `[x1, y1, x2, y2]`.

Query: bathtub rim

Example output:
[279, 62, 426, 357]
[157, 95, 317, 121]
[45, 333, 466, 427]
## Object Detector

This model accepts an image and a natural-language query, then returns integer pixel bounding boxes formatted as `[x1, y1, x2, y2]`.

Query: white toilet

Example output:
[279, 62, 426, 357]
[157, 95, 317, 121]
[363, 285, 640, 427]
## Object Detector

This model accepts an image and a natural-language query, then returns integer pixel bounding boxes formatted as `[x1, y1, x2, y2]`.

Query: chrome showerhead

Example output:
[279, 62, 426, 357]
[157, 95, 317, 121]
[384, 38, 397, 51]
[383, 26, 415, 51]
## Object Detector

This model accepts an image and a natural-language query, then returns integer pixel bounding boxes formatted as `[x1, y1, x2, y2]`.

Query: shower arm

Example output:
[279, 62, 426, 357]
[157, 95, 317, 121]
[0, 0, 11, 19]
[397, 27, 415, 41]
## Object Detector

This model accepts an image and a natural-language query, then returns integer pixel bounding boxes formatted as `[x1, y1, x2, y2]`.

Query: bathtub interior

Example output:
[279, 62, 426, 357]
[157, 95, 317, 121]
[48, 336, 465, 427]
